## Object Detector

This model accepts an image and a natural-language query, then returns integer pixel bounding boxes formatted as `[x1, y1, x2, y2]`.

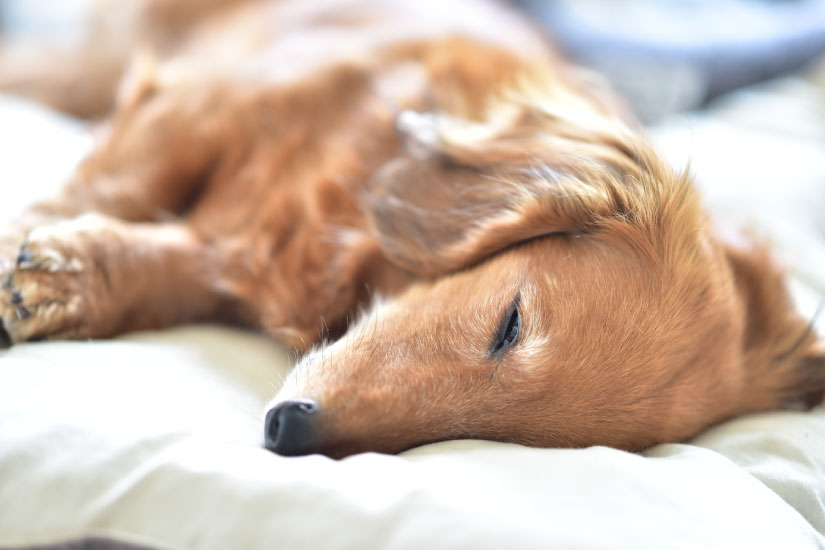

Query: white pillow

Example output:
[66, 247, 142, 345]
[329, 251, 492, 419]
[1, 331, 823, 549]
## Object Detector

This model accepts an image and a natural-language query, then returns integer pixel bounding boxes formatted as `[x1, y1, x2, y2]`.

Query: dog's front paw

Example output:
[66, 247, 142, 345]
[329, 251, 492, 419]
[0, 228, 26, 348]
[0, 216, 106, 345]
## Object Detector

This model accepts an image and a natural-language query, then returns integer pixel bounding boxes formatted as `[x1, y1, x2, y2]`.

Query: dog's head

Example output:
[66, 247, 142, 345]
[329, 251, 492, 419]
[264, 70, 825, 458]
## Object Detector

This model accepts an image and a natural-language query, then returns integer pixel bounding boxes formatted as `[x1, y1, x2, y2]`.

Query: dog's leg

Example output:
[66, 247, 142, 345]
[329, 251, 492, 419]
[0, 82, 228, 272]
[2, 80, 245, 341]
[0, 213, 231, 345]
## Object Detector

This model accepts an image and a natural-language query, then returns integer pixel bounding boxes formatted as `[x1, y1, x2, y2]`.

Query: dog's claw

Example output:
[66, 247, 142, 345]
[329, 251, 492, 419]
[0, 318, 10, 349]
[14, 305, 30, 321]
[5, 282, 31, 324]
[16, 247, 33, 269]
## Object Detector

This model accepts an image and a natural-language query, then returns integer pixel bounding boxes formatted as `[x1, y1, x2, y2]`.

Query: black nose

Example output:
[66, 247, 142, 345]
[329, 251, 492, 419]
[264, 399, 319, 456]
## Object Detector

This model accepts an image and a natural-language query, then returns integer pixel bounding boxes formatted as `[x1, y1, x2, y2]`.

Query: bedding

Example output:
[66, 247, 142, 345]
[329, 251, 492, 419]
[1, 57, 825, 549]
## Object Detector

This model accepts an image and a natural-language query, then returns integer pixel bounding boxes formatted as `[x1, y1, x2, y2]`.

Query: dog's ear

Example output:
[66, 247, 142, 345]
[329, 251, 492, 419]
[366, 102, 694, 276]
[725, 243, 825, 411]
[791, 341, 825, 409]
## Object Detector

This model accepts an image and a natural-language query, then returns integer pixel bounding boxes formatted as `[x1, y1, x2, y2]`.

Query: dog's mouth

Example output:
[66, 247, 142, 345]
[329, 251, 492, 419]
[262, 396, 442, 458]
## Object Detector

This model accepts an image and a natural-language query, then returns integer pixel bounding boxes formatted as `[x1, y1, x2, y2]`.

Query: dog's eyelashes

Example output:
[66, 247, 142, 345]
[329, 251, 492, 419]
[490, 297, 520, 357]
[502, 306, 520, 348]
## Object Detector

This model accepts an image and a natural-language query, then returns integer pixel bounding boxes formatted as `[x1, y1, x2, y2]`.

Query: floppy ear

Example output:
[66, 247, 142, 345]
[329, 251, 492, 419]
[792, 340, 825, 409]
[365, 105, 691, 276]
[725, 243, 825, 410]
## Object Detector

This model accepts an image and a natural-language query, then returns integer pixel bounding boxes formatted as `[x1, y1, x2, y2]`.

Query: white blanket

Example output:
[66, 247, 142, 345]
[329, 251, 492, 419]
[1, 60, 824, 549]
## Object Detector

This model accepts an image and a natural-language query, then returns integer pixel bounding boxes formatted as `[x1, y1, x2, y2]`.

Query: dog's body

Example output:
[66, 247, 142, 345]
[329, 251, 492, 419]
[1, 0, 823, 458]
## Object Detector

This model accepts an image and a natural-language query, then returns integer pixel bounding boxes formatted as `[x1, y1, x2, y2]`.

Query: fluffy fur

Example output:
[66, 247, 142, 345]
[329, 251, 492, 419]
[0, 0, 823, 458]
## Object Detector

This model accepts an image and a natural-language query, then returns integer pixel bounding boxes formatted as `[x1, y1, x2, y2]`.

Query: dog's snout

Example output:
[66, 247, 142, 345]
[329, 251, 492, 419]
[264, 399, 319, 456]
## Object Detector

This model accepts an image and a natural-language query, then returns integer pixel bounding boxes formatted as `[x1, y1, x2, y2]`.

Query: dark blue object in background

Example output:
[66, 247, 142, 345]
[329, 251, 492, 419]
[516, 0, 825, 121]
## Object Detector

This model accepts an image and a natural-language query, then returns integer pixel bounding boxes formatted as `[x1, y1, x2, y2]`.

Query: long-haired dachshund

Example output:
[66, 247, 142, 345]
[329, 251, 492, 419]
[0, 0, 823, 458]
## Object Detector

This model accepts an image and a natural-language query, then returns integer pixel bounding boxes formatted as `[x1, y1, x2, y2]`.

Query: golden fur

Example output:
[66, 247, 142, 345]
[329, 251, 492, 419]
[0, 0, 822, 458]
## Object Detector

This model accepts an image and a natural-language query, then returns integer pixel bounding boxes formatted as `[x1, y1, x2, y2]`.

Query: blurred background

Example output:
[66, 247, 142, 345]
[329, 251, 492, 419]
[518, 0, 825, 121]
[3, 0, 825, 122]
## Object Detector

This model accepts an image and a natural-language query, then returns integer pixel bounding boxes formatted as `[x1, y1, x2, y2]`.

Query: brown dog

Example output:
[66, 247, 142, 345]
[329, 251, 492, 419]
[0, 0, 823, 458]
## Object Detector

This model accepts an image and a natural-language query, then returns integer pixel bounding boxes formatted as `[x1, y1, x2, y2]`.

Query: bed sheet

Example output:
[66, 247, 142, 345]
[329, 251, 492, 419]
[1, 58, 825, 549]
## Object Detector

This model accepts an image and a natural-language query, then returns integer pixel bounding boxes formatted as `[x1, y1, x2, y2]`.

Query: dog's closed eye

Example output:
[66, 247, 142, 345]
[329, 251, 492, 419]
[490, 295, 520, 357]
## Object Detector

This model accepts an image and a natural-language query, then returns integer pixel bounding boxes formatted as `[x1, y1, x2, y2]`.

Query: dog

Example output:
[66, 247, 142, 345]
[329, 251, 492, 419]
[0, 0, 823, 459]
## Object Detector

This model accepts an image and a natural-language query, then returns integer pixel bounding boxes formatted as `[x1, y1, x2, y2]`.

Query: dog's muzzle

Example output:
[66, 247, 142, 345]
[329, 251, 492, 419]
[264, 399, 319, 456]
